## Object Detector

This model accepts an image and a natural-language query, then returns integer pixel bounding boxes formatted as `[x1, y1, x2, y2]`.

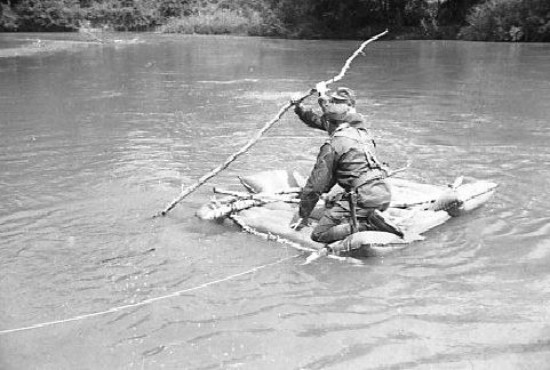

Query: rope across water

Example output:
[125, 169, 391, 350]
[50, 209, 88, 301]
[0, 254, 299, 336]
[1, 31, 388, 337]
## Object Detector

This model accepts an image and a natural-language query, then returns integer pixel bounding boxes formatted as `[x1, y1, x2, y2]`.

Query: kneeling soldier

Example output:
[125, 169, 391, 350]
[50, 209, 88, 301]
[291, 85, 402, 255]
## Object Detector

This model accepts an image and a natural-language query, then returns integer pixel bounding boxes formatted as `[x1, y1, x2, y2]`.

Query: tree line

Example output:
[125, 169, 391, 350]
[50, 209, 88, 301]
[1, 0, 549, 42]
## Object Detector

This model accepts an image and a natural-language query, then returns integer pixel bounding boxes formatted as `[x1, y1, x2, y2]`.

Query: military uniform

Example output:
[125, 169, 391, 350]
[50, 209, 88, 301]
[298, 115, 400, 244]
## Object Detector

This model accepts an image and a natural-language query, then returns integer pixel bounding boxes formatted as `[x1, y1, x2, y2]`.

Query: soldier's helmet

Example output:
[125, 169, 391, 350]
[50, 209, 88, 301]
[329, 87, 356, 106]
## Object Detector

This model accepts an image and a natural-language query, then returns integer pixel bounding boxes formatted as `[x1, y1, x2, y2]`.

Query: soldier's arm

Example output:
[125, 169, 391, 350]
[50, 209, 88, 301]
[299, 143, 337, 219]
[294, 104, 326, 132]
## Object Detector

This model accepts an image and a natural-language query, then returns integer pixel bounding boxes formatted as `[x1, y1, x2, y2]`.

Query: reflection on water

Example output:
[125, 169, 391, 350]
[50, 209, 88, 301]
[1, 34, 549, 369]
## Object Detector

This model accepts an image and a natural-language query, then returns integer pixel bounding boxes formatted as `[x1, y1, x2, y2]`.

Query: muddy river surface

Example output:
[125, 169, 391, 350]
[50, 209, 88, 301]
[1, 33, 549, 369]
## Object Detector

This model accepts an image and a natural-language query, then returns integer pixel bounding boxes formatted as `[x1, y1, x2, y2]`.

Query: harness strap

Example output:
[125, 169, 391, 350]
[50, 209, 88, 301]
[348, 192, 359, 234]
[350, 169, 386, 190]
[332, 126, 384, 171]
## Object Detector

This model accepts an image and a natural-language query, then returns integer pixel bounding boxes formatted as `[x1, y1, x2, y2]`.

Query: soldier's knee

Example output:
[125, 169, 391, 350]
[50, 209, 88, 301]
[311, 224, 352, 244]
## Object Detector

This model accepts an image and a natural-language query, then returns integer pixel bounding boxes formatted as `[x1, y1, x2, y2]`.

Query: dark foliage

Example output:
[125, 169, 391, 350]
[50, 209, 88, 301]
[460, 0, 550, 41]
[0, 0, 549, 41]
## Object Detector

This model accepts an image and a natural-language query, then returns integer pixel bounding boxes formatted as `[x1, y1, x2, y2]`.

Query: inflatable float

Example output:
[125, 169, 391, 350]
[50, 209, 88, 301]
[196, 169, 497, 261]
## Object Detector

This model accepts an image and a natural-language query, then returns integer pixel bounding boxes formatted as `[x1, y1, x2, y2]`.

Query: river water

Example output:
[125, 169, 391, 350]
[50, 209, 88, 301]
[1, 33, 549, 369]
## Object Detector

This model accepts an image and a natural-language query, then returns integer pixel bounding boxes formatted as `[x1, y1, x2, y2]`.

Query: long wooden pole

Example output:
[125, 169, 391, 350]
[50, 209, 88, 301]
[154, 29, 389, 218]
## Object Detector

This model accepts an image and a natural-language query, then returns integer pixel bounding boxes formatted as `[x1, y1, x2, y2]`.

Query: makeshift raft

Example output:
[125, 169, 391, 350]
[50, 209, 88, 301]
[196, 169, 497, 258]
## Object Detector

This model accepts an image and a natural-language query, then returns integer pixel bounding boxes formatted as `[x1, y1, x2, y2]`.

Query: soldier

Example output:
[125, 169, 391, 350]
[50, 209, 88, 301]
[290, 83, 403, 256]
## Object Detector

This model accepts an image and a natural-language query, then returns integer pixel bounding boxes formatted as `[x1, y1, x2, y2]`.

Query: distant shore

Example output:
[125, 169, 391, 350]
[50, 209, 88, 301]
[0, 39, 95, 58]
[0, 29, 543, 60]
[0, 33, 145, 58]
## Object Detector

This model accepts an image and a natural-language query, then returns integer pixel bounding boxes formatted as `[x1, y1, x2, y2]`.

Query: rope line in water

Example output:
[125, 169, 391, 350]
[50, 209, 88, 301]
[0, 254, 299, 336]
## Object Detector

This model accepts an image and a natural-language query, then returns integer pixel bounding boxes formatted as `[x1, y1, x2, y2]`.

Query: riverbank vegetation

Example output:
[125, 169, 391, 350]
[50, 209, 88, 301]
[1, 0, 549, 42]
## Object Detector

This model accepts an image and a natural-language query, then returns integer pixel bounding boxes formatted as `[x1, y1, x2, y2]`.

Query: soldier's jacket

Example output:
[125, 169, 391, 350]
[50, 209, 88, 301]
[299, 122, 390, 219]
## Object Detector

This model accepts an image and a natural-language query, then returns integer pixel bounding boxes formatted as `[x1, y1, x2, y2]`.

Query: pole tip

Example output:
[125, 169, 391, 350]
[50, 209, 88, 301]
[152, 211, 166, 219]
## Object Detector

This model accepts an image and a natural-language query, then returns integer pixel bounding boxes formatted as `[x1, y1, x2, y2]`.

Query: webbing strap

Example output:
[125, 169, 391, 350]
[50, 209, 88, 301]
[348, 192, 359, 234]
[332, 127, 384, 171]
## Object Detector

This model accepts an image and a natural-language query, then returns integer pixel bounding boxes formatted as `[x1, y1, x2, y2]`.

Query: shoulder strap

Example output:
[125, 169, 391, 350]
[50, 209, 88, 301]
[331, 126, 370, 141]
[331, 124, 356, 139]
[331, 127, 384, 169]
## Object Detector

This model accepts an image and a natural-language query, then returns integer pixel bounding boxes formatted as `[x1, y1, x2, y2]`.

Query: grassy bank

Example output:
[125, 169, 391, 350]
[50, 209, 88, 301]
[158, 9, 264, 36]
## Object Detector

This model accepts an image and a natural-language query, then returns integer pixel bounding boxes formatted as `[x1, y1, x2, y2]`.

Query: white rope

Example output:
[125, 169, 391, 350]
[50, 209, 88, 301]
[0, 254, 299, 336]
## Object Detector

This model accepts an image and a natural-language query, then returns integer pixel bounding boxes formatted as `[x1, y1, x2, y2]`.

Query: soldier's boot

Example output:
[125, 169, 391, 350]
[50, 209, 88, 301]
[367, 210, 404, 238]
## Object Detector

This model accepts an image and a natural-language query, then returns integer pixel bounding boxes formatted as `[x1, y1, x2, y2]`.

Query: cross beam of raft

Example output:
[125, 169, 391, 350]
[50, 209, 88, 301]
[154, 29, 389, 218]
[213, 187, 300, 203]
